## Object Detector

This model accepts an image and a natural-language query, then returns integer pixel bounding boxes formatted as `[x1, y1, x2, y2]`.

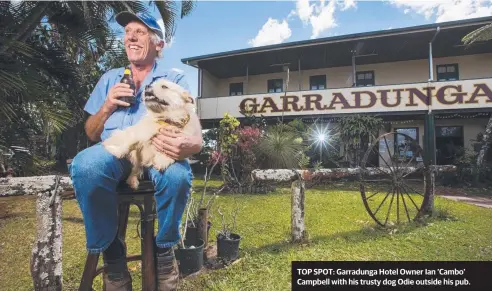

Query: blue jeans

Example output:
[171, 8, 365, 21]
[69, 143, 192, 254]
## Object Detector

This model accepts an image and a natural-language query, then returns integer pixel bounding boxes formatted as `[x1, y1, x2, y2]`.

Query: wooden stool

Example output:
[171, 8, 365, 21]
[78, 180, 157, 291]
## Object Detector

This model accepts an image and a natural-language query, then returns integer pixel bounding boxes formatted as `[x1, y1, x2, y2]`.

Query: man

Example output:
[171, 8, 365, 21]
[69, 11, 202, 291]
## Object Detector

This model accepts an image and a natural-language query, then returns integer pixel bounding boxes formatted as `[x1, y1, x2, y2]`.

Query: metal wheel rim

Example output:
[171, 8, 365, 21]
[359, 131, 429, 227]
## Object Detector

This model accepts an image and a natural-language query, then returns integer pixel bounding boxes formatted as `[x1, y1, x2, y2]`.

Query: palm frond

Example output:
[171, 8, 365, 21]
[462, 23, 492, 45]
[257, 125, 306, 169]
[0, 102, 17, 122]
[37, 102, 74, 134]
[0, 70, 27, 93]
[181, 0, 196, 18]
[0, 40, 38, 59]
[154, 0, 178, 43]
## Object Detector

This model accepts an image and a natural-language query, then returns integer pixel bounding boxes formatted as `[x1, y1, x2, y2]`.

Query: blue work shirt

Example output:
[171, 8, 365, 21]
[84, 60, 190, 141]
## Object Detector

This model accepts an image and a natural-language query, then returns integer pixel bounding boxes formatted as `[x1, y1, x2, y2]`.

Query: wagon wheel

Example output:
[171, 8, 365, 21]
[359, 131, 429, 227]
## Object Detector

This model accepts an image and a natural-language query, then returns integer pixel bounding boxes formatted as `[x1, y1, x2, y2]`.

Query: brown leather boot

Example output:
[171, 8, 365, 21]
[156, 248, 179, 291]
[102, 267, 132, 291]
[102, 240, 132, 291]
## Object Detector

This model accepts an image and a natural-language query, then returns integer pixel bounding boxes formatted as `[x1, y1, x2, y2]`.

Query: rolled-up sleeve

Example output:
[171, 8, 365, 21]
[84, 73, 109, 115]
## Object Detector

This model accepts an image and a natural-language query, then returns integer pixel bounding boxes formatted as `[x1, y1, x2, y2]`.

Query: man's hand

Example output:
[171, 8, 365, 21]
[101, 83, 134, 114]
[85, 83, 134, 141]
[151, 128, 202, 160]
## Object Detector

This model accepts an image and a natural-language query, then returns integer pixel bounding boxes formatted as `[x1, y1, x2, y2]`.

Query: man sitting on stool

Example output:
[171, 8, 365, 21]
[69, 11, 202, 291]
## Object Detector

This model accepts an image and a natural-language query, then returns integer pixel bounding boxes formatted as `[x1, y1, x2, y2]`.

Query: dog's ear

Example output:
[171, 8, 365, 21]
[181, 91, 195, 104]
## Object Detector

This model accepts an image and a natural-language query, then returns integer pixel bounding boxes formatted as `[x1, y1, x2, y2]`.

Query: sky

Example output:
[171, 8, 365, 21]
[115, 0, 492, 97]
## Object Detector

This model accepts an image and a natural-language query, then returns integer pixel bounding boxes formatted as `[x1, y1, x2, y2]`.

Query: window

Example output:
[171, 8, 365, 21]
[436, 126, 462, 137]
[356, 71, 375, 86]
[229, 82, 243, 96]
[436, 64, 459, 81]
[267, 79, 283, 93]
[394, 127, 419, 159]
[435, 126, 464, 165]
[310, 75, 326, 90]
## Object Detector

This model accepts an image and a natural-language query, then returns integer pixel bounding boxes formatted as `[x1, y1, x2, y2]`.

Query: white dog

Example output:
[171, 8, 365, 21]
[103, 78, 199, 190]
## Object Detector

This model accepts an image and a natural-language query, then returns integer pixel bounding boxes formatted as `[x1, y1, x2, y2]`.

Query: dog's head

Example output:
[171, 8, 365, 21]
[143, 78, 194, 114]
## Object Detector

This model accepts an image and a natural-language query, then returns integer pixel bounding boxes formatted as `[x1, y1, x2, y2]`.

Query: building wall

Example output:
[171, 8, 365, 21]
[377, 117, 488, 166]
[202, 70, 219, 98]
[201, 53, 492, 98]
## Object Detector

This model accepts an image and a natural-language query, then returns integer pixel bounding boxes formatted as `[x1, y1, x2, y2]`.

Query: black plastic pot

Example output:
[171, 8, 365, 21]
[176, 239, 204, 275]
[217, 233, 241, 262]
[185, 221, 211, 245]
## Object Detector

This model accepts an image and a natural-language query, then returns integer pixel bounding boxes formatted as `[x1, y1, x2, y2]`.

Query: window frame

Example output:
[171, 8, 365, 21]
[355, 70, 375, 87]
[229, 82, 243, 96]
[267, 79, 283, 93]
[436, 64, 459, 81]
[309, 75, 327, 90]
[393, 127, 420, 160]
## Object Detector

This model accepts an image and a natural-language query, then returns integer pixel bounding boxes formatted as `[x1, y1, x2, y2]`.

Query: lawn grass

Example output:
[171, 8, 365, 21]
[0, 180, 491, 291]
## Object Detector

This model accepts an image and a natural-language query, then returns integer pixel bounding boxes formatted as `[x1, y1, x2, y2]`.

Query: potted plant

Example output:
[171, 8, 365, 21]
[184, 192, 217, 246]
[185, 163, 221, 246]
[216, 203, 242, 263]
[175, 198, 205, 276]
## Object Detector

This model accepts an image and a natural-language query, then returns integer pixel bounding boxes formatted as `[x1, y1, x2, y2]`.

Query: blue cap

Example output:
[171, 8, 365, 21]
[115, 11, 164, 40]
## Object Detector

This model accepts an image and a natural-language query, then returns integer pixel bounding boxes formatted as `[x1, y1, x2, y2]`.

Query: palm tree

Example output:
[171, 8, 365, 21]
[0, 1, 196, 175]
[462, 23, 492, 177]
[256, 123, 308, 169]
[462, 22, 492, 45]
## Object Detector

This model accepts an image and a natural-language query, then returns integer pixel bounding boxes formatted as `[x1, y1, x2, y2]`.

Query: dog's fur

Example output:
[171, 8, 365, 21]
[102, 78, 198, 189]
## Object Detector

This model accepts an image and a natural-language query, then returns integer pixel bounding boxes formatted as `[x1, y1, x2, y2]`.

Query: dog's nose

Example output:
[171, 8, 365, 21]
[145, 84, 151, 91]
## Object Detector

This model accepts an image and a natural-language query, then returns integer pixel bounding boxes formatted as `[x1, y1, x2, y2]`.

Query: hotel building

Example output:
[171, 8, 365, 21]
[182, 17, 492, 166]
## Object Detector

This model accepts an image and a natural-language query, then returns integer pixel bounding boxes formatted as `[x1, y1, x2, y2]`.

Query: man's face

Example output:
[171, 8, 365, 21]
[124, 21, 162, 65]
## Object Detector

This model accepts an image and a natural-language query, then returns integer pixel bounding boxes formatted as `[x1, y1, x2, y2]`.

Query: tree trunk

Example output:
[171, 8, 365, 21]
[420, 168, 435, 216]
[29, 179, 63, 291]
[198, 208, 208, 248]
[476, 114, 492, 174]
[291, 180, 306, 243]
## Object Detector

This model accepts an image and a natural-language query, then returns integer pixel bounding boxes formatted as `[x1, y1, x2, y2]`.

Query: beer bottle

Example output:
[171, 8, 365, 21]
[120, 67, 136, 105]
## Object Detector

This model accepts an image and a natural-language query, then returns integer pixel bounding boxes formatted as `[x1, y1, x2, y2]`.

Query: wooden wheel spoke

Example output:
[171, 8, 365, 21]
[380, 137, 398, 175]
[373, 189, 392, 216]
[401, 181, 424, 197]
[396, 185, 400, 224]
[366, 190, 381, 200]
[399, 187, 412, 222]
[397, 186, 412, 223]
[402, 164, 425, 178]
[360, 131, 425, 226]
[384, 188, 396, 225]
[396, 142, 410, 171]
[366, 158, 392, 177]
[404, 154, 416, 169]
[400, 183, 421, 211]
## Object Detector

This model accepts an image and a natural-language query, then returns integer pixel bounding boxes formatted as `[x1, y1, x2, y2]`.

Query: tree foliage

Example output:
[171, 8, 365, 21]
[335, 115, 384, 167]
[462, 22, 492, 45]
[0, 1, 196, 176]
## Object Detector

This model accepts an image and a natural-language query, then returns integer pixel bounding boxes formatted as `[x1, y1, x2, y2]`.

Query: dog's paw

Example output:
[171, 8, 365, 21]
[104, 145, 127, 158]
[153, 154, 174, 172]
[103, 143, 127, 159]
[126, 175, 140, 190]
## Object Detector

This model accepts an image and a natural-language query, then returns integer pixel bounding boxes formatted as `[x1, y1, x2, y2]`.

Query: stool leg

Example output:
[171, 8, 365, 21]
[79, 253, 99, 291]
[141, 196, 156, 291]
[118, 202, 131, 241]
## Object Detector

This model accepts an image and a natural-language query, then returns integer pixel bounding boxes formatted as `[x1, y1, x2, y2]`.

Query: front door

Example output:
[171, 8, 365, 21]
[435, 126, 464, 165]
